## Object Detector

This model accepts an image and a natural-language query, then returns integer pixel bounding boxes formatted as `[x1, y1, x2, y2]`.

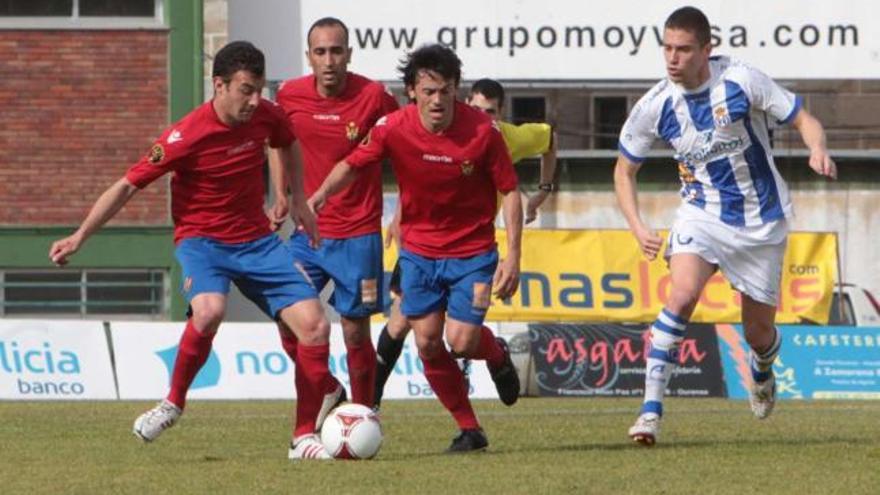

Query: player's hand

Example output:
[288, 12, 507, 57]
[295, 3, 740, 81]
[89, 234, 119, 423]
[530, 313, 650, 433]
[307, 191, 326, 217]
[292, 200, 320, 248]
[809, 148, 837, 180]
[525, 190, 549, 224]
[384, 215, 401, 249]
[267, 197, 288, 232]
[49, 234, 83, 266]
[492, 256, 520, 300]
[635, 226, 663, 261]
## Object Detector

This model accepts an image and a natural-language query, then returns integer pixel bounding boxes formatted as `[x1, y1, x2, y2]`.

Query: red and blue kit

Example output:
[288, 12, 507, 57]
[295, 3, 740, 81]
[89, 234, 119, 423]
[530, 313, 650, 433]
[345, 101, 518, 259]
[276, 73, 398, 239]
[125, 99, 316, 318]
[126, 99, 293, 245]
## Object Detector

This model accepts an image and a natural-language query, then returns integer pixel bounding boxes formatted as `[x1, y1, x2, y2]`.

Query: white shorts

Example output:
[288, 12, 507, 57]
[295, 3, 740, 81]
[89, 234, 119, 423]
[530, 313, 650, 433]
[664, 204, 788, 306]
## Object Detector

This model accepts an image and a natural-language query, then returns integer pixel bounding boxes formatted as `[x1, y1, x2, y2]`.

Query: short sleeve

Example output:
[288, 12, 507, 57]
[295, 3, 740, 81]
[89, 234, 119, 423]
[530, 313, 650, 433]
[265, 100, 295, 148]
[740, 66, 802, 125]
[618, 92, 659, 164]
[486, 125, 518, 193]
[125, 129, 190, 188]
[501, 122, 552, 163]
[345, 116, 390, 168]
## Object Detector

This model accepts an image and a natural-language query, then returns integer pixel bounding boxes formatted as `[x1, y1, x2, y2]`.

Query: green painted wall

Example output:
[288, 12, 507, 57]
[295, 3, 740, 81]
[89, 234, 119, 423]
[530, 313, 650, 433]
[167, 0, 204, 121]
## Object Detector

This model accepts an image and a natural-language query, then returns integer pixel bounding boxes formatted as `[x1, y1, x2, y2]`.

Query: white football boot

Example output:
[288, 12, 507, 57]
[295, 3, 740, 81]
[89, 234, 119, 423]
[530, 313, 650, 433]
[288, 434, 332, 460]
[315, 381, 346, 432]
[133, 399, 182, 442]
[749, 372, 777, 420]
[628, 413, 661, 446]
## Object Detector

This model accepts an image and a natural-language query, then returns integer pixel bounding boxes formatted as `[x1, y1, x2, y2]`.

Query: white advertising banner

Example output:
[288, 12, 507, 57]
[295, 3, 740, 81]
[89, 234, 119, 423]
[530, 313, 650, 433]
[0, 319, 117, 400]
[300, 0, 879, 80]
[111, 322, 499, 401]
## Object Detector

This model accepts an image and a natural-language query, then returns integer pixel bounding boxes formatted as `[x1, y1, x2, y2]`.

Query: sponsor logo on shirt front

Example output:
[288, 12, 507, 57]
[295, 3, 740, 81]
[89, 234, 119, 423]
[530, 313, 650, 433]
[313, 114, 340, 121]
[422, 154, 453, 163]
[226, 139, 256, 156]
[680, 136, 745, 163]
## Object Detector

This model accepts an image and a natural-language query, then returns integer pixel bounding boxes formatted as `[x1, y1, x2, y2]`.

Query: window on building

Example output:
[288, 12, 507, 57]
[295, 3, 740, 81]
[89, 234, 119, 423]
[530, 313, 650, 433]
[593, 96, 628, 149]
[0, 269, 168, 317]
[511, 96, 546, 125]
[0, 0, 162, 28]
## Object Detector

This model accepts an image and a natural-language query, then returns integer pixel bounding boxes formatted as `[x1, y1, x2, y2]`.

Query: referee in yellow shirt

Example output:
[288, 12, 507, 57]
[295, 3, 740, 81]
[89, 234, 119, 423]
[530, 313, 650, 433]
[373, 79, 558, 409]
[467, 78, 558, 224]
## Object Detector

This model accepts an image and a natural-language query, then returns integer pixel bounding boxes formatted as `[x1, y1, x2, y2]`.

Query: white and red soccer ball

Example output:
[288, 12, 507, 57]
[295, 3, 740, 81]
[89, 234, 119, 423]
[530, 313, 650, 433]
[320, 403, 383, 459]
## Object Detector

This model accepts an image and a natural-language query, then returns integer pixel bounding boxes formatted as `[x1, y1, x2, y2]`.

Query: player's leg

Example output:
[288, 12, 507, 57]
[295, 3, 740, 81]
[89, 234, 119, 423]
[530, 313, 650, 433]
[629, 251, 715, 446]
[274, 231, 330, 364]
[322, 233, 384, 406]
[233, 233, 336, 459]
[134, 238, 231, 442]
[742, 295, 781, 419]
[399, 249, 484, 452]
[444, 249, 519, 406]
[374, 261, 412, 408]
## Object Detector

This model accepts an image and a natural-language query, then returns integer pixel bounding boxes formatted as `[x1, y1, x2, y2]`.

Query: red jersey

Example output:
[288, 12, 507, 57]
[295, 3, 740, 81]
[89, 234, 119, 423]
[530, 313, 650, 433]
[276, 73, 398, 239]
[126, 99, 293, 244]
[345, 102, 517, 258]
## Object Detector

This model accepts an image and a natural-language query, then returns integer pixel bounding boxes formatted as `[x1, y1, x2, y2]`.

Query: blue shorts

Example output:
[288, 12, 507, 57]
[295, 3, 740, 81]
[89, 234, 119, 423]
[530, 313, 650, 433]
[288, 231, 384, 318]
[398, 248, 498, 325]
[174, 234, 318, 320]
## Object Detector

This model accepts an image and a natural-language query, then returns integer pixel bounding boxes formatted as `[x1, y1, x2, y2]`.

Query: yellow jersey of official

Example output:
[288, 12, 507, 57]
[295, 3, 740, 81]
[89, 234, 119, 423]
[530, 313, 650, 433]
[498, 121, 552, 164]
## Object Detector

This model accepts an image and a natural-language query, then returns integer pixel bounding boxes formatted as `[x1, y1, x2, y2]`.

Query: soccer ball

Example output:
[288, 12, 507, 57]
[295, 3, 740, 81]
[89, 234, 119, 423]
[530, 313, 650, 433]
[320, 403, 383, 459]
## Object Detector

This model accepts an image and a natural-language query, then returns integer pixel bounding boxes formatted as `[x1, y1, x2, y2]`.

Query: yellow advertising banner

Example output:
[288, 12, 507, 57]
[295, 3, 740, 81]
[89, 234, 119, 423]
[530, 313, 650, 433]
[382, 229, 837, 324]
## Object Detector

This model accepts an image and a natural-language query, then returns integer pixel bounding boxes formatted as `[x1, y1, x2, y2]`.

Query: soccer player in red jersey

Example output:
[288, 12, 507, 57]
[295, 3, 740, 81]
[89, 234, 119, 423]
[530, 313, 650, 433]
[309, 44, 523, 453]
[48, 41, 337, 459]
[273, 17, 399, 408]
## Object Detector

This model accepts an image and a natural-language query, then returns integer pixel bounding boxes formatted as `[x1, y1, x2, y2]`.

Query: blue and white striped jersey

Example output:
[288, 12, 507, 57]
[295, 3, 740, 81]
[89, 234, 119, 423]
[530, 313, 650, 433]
[618, 56, 802, 227]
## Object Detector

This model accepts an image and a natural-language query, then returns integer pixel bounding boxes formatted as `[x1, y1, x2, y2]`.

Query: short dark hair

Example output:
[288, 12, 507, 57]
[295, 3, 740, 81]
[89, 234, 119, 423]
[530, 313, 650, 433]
[307, 17, 349, 48]
[398, 44, 462, 88]
[665, 6, 711, 46]
[470, 78, 505, 107]
[212, 40, 265, 81]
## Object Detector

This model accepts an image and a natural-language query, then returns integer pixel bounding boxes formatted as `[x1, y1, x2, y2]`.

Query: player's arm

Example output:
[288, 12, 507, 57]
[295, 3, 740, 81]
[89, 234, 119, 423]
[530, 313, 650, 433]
[495, 188, 523, 299]
[308, 160, 359, 215]
[49, 177, 139, 266]
[385, 200, 402, 249]
[613, 155, 662, 260]
[276, 142, 319, 246]
[267, 146, 291, 231]
[791, 108, 837, 180]
[525, 130, 558, 224]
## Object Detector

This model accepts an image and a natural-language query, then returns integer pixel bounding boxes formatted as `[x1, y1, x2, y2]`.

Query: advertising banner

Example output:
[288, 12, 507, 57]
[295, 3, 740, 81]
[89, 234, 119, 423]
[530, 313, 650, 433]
[382, 229, 837, 324]
[111, 322, 499, 401]
[0, 319, 117, 400]
[528, 323, 726, 397]
[300, 0, 879, 80]
[717, 324, 880, 399]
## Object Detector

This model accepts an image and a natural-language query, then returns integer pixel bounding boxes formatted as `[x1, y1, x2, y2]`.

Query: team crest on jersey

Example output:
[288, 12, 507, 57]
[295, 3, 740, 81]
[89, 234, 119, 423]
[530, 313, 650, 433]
[346, 121, 360, 142]
[148, 144, 165, 165]
[460, 160, 475, 176]
[677, 162, 697, 183]
[713, 106, 731, 127]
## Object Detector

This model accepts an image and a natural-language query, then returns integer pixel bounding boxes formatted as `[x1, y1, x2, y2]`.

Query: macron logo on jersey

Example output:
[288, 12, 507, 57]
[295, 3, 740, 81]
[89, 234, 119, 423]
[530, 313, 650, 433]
[166, 130, 183, 144]
[422, 154, 453, 164]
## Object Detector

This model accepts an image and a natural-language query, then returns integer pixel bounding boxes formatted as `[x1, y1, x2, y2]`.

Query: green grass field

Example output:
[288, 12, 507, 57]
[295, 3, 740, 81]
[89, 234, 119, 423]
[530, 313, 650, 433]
[2, 398, 878, 494]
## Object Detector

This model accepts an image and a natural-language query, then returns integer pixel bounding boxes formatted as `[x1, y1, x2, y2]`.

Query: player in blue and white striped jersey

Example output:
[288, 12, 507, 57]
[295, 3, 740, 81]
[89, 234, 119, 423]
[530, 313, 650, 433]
[614, 6, 836, 446]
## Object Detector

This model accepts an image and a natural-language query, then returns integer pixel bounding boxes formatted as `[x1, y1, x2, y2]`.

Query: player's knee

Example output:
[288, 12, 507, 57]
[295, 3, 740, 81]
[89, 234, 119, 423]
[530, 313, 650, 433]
[190, 305, 224, 333]
[446, 330, 476, 357]
[667, 287, 700, 316]
[416, 337, 444, 361]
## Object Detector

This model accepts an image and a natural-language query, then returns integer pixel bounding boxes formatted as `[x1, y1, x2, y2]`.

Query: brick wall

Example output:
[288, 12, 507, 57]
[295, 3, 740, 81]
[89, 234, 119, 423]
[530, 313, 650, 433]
[0, 30, 169, 226]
